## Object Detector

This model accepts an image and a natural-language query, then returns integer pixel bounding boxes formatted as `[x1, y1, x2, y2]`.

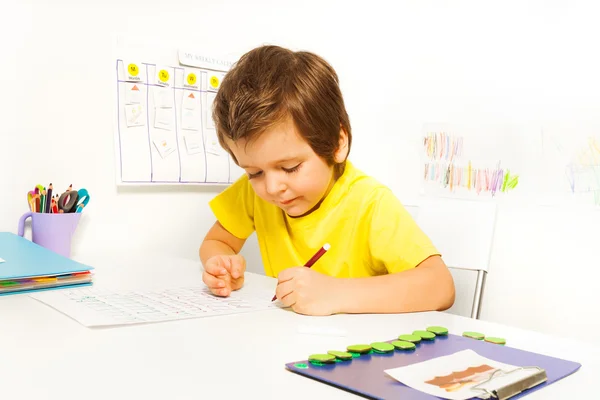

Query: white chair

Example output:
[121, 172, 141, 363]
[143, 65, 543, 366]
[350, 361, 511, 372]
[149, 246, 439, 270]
[406, 197, 498, 319]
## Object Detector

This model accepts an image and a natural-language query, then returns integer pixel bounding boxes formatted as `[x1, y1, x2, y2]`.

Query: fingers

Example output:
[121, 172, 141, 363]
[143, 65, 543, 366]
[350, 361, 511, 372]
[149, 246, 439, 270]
[202, 271, 231, 296]
[277, 266, 301, 283]
[203, 256, 228, 277]
[275, 279, 295, 306]
[226, 255, 246, 279]
[202, 270, 226, 289]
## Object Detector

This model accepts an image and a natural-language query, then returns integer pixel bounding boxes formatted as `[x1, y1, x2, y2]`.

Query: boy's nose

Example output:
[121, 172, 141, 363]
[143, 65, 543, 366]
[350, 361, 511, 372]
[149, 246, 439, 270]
[265, 176, 286, 196]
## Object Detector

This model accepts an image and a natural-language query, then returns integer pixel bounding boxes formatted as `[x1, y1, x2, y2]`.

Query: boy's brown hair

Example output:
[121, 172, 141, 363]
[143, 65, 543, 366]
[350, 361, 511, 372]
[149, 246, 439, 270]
[212, 45, 352, 178]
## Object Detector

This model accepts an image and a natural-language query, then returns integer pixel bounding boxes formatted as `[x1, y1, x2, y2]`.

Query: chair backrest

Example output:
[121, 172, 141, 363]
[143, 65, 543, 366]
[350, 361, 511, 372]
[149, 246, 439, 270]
[412, 197, 498, 273]
[405, 197, 498, 318]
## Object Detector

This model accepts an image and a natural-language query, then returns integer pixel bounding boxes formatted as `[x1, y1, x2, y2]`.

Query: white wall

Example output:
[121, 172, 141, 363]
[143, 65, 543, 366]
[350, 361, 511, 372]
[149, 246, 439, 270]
[1, 0, 600, 344]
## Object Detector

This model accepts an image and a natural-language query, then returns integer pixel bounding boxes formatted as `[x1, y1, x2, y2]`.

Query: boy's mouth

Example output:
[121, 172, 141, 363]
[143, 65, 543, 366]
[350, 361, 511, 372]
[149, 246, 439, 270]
[280, 197, 298, 205]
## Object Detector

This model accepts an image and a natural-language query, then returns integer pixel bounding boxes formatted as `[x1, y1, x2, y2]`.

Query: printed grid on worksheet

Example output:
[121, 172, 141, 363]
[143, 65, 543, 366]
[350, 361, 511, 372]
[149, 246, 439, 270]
[33, 285, 279, 327]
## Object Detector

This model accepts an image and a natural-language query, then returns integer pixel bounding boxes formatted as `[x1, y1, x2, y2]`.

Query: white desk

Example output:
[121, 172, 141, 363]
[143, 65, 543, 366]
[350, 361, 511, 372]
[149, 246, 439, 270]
[0, 253, 597, 399]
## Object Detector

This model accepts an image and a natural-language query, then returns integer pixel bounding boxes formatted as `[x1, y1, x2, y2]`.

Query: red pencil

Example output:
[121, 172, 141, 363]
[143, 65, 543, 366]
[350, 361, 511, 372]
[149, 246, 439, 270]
[272, 243, 330, 301]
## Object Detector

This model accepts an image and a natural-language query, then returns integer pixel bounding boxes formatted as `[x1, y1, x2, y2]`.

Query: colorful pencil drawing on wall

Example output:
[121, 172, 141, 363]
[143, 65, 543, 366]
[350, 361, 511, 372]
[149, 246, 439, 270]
[563, 137, 600, 205]
[422, 131, 519, 196]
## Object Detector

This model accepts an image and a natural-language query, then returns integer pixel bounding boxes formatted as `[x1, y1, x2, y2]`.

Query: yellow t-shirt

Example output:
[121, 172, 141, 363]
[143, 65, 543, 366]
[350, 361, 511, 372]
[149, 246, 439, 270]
[209, 161, 439, 278]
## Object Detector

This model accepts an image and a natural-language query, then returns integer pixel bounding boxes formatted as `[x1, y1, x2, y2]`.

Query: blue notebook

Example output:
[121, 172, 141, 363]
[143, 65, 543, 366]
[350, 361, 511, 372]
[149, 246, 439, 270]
[0, 232, 94, 296]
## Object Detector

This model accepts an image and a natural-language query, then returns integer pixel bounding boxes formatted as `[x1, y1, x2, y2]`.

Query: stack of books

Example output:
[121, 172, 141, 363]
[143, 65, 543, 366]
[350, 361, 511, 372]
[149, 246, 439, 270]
[0, 232, 94, 295]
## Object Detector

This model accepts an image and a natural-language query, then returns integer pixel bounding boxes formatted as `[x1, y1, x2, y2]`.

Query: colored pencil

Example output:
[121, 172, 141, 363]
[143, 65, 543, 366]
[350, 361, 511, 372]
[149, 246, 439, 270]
[45, 183, 53, 213]
[40, 190, 46, 213]
[271, 243, 330, 301]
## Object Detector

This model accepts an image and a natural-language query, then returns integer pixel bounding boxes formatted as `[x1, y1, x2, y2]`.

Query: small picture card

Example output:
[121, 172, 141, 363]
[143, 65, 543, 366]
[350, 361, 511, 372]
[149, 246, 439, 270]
[184, 134, 203, 155]
[152, 137, 176, 159]
[205, 130, 224, 156]
[124, 83, 142, 104]
[153, 87, 172, 108]
[124, 104, 145, 127]
[182, 90, 199, 110]
[181, 108, 201, 131]
[154, 108, 173, 130]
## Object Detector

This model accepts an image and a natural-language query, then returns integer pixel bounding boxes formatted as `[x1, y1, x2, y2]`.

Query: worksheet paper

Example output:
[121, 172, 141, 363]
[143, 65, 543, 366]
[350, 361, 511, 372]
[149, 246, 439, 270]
[29, 285, 281, 328]
[384, 349, 539, 400]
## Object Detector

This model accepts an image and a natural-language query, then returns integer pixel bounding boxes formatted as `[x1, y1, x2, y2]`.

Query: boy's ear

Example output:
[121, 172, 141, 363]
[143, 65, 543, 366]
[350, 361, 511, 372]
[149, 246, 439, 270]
[334, 127, 349, 163]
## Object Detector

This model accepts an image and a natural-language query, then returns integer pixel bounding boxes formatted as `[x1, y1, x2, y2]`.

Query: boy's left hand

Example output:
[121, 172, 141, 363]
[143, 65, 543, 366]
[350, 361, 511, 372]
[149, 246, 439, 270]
[275, 267, 340, 316]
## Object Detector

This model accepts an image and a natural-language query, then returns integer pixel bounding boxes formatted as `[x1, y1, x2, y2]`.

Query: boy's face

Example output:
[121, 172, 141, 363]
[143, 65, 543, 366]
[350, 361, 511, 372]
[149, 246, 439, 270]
[226, 118, 339, 217]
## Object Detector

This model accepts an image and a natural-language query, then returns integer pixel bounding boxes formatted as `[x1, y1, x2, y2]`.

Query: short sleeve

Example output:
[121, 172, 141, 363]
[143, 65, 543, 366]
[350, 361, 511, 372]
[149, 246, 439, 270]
[368, 189, 440, 274]
[209, 174, 256, 239]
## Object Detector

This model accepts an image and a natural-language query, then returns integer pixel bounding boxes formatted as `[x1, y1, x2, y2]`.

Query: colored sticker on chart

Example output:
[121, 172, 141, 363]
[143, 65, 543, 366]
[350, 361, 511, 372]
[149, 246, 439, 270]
[158, 69, 169, 82]
[207, 72, 224, 92]
[183, 68, 200, 90]
[123, 60, 143, 82]
[128, 63, 139, 76]
[155, 65, 171, 87]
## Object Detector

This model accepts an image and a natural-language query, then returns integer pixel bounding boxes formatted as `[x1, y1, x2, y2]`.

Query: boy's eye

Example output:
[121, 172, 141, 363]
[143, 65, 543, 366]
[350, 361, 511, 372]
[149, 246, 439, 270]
[247, 171, 262, 179]
[282, 163, 301, 173]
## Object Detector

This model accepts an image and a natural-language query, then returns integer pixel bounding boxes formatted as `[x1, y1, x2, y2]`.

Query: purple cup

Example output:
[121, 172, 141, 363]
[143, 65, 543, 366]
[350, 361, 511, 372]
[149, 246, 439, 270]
[17, 212, 81, 258]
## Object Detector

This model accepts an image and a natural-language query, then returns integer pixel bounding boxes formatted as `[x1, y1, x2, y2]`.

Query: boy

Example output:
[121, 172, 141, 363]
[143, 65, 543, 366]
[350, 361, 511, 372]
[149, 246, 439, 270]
[200, 45, 455, 316]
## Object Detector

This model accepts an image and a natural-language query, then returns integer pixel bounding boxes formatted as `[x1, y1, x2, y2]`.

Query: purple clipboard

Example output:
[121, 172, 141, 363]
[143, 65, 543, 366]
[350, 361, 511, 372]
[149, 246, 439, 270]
[285, 334, 581, 399]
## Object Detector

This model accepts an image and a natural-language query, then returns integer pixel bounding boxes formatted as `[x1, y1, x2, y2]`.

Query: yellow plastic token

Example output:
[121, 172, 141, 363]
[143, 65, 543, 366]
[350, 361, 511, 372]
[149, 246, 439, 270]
[485, 337, 506, 345]
[127, 63, 139, 76]
[158, 69, 169, 82]
[398, 334, 421, 343]
[210, 75, 219, 88]
[391, 340, 416, 350]
[328, 350, 353, 360]
[347, 344, 371, 354]
[371, 342, 395, 353]
[186, 73, 197, 85]
[308, 354, 335, 363]
[463, 331, 485, 340]
[413, 330, 436, 340]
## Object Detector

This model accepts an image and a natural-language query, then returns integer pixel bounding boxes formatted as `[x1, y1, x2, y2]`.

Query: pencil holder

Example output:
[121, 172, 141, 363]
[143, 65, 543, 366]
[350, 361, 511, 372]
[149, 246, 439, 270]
[17, 212, 81, 258]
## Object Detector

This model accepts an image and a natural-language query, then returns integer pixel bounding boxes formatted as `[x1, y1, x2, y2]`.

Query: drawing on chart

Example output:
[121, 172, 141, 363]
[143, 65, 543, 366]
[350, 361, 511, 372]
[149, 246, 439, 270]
[541, 127, 600, 207]
[422, 130, 519, 197]
[563, 137, 600, 205]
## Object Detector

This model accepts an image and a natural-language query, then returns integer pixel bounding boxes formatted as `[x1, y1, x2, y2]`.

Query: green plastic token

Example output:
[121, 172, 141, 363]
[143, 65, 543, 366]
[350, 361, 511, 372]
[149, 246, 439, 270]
[347, 344, 372, 354]
[294, 363, 308, 369]
[463, 331, 485, 340]
[328, 350, 353, 360]
[413, 330, 436, 340]
[485, 337, 506, 345]
[371, 342, 395, 353]
[391, 340, 416, 350]
[426, 326, 448, 335]
[308, 354, 335, 363]
[397, 334, 422, 343]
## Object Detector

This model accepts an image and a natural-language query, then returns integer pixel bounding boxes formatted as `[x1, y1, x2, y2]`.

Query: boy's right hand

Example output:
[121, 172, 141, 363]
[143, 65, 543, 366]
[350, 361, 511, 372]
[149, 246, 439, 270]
[202, 254, 246, 297]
